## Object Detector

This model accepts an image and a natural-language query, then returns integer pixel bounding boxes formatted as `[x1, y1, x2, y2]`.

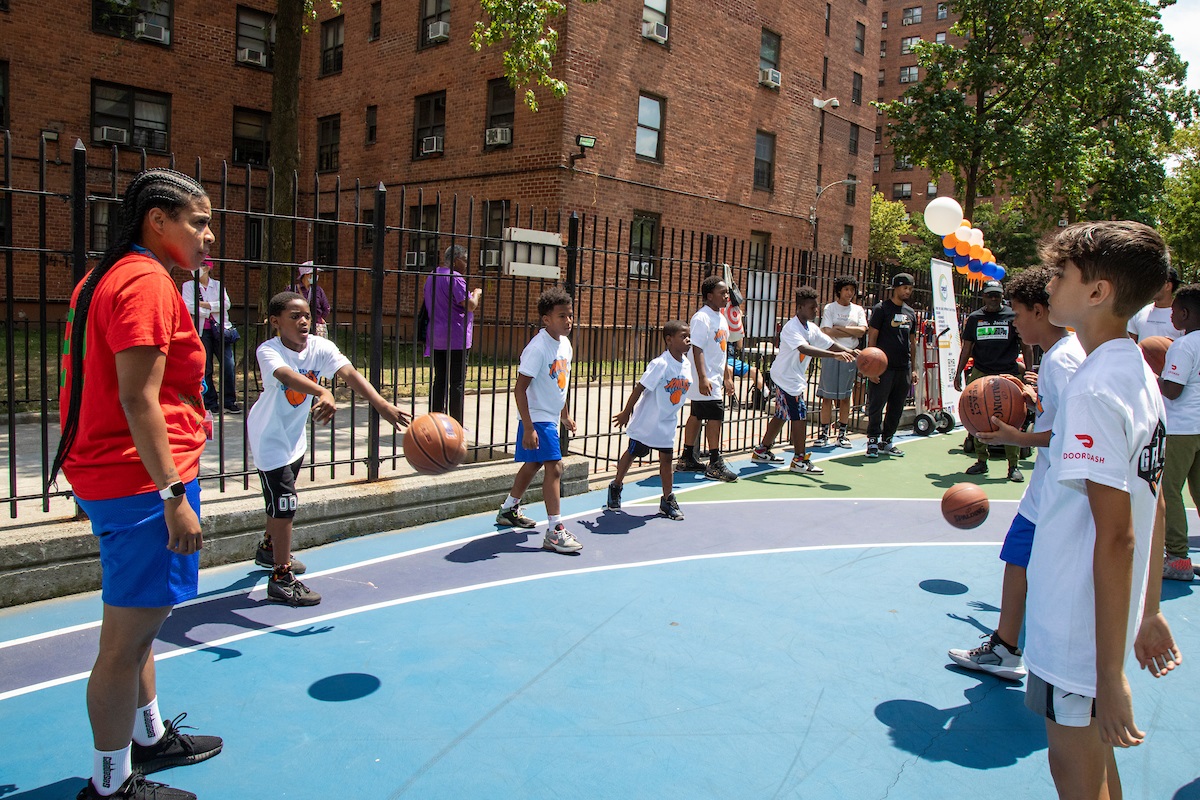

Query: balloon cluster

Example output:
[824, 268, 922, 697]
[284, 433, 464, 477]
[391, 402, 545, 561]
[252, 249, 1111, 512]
[923, 197, 1006, 283]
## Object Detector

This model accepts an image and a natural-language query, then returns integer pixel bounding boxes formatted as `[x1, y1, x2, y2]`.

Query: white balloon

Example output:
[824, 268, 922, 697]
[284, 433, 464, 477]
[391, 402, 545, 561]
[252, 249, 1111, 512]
[923, 197, 964, 236]
[969, 227, 985, 247]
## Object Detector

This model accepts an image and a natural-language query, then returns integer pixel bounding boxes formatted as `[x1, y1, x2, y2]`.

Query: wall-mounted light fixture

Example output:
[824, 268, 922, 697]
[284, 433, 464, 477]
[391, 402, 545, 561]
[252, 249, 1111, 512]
[569, 134, 597, 169]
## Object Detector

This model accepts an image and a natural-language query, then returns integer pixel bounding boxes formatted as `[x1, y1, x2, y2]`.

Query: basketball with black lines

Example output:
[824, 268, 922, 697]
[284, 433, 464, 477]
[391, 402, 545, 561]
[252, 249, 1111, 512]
[404, 412, 468, 475]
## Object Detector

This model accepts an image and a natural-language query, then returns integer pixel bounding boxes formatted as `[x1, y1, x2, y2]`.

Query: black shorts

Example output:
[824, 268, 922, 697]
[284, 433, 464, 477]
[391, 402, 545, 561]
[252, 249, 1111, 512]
[689, 398, 725, 421]
[258, 456, 304, 519]
[628, 439, 673, 459]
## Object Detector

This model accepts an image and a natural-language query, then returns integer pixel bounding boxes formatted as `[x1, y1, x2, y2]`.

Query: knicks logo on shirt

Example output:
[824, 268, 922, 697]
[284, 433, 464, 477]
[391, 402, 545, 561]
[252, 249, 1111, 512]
[285, 370, 319, 407]
[664, 376, 691, 405]
[549, 358, 570, 390]
[715, 328, 728, 353]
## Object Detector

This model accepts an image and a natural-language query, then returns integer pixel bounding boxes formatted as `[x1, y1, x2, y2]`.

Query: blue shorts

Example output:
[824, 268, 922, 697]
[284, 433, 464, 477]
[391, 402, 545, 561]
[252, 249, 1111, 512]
[515, 420, 563, 463]
[999, 512, 1035, 568]
[76, 480, 202, 608]
[773, 387, 807, 422]
[727, 357, 750, 377]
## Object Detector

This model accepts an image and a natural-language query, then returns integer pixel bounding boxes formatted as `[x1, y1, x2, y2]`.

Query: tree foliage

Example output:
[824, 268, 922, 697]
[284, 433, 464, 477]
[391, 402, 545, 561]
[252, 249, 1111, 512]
[880, 0, 1197, 226]
[869, 191, 913, 263]
[1157, 126, 1200, 280]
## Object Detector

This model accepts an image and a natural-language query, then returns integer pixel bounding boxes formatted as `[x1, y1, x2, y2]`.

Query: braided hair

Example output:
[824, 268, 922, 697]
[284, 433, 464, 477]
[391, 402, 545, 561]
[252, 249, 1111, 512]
[48, 168, 207, 490]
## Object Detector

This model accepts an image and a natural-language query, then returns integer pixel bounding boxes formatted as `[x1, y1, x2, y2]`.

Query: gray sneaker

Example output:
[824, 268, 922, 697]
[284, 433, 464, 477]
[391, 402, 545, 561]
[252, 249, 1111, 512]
[659, 493, 684, 521]
[496, 505, 537, 529]
[880, 440, 905, 457]
[948, 632, 1026, 681]
[605, 483, 622, 510]
[542, 524, 583, 553]
[1164, 554, 1195, 582]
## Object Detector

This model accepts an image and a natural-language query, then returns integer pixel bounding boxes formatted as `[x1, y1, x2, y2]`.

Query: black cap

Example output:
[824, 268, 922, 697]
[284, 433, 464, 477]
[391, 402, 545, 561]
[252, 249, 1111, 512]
[981, 280, 1003, 296]
[891, 273, 914, 288]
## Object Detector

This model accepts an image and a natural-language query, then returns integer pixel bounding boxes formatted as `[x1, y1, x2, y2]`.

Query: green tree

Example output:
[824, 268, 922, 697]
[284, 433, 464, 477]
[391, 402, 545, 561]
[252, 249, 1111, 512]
[869, 191, 913, 263]
[971, 200, 1039, 271]
[1158, 126, 1200, 279]
[899, 212, 943, 277]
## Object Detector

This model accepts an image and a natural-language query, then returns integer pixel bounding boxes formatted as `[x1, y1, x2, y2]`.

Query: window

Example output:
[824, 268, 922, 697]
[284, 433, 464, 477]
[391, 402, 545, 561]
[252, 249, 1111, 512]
[935, 31, 946, 43]
[482, 200, 508, 266]
[760, 29, 780, 71]
[636, 93, 664, 161]
[875, 125, 882, 144]
[851, 72, 863, 105]
[365, 105, 377, 144]
[93, 0, 172, 43]
[902, 6, 922, 25]
[848, 125, 859, 155]
[895, 154, 913, 170]
[880, 40, 887, 57]
[408, 204, 439, 269]
[91, 82, 170, 151]
[854, 22, 865, 54]
[317, 114, 340, 172]
[749, 231, 770, 271]
[232, 108, 270, 165]
[0, 61, 6, 130]
[420, 0, 450, 47]
[754, 131, 775, 191]
[900, 66, 919, 83]
[822, 57, 828, 89]
[901, 36, 921, 53]
[878, 69, 885, 87]
[486, 78, 515, 135]
[937, 2, 947, 19]
[892, 182, 913, 199]
[320, 16, 344, 76]
[927, 180, 939, 198]
[369, 2, 381, 40]
[825, 3, 831, 36]
[361, 208, 375, 248]
[873, 155, 880, 172]
[629, 211, 659, 279]
[819, 111, 825, 143]
[414, 92, 446, 159]
[90, 201, 119, 254]
[846, 175, 858, 206]
[643, 0, 668, 27]
[842, 226, 854, 252]
[245, 217, 264, 260]
[882, 11, 888, 28]
[236, 6, 275, 68]
[315, 212, 338, 266]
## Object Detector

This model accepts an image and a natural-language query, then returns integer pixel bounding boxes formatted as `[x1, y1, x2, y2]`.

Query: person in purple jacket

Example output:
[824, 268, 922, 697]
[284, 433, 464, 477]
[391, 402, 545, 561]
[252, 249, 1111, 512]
[288, 261, 331, 338]
[423, 245, 482, 424]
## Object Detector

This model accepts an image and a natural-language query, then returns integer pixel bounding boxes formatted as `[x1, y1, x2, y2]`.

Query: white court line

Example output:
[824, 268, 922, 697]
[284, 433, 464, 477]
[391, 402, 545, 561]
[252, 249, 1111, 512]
[0, 539, 1001, 702]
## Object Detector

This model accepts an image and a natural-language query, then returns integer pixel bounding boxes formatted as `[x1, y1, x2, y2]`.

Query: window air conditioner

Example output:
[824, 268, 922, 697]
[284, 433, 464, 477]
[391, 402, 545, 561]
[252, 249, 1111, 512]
[237, 48, 267, 67]
[758, 68, 782, 89]
[134, 21, 170, 44]
[902, 17, 914, 25]
[481, 250, 501, 268]
[98, 126, 129, 145]
[404, 252, 426, 267]
[630, 259, 654, 277]
[427, 21, 450, 42]
[641, 21, 669, 43]
[420, 136, 444, 155]
[484, 127, 512, 146]
[842, 243, 854, 254]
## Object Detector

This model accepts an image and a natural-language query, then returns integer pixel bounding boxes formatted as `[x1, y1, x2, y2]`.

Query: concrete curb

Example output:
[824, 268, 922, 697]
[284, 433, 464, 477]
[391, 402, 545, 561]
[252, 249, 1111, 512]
[0, 456, 589, 608]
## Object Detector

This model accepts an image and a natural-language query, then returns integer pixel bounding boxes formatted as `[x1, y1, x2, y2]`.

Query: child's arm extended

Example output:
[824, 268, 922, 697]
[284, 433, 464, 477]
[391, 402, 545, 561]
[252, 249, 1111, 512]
[515, 374, 538, 450]
[1087, 479, 1144, 748]
[613, 385, 645, 427]
[273, 367, 337, 425]
[336, 365, 412, 430]
[1134, 491, 1182, 676]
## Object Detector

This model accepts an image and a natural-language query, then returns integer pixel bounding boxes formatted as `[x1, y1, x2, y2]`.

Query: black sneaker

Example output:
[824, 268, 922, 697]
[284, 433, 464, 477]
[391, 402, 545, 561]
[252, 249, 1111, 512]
[1007, 465, 1024, 482]
[659, 493, 684, 520]
[222, 403, 242, 414]
[866, 439, 879, 458]
[813, 428, 830, 447]
[253, 544, 306, 575]
[77, 774, 197, 800]
[704, 460, 738, 482]
[496, 505, 537, 529]
[966, 461, 988, 475]
[267, 570, 322, 606]
[131, 713, 223, 775]
[674, 454, 707, 473]
[606, 483, 622, 510]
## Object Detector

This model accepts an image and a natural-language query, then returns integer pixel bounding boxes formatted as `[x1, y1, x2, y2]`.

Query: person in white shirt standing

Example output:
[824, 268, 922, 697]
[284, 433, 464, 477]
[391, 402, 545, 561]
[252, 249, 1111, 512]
[1127, 266, 1181, 342]
[675, 275, 738, 482]
[181, 259, 240, 414]
[1157, 283, 1200, 582]
[815, 275, 867, 449]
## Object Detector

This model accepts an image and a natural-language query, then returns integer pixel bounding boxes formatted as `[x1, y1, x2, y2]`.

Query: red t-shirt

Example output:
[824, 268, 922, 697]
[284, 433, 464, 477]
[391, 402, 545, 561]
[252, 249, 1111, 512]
[59, 253, 206, 501]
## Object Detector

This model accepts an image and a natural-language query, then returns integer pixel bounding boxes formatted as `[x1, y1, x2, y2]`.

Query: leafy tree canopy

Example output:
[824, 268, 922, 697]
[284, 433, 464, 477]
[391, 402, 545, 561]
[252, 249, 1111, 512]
[869, 191, 914, 263]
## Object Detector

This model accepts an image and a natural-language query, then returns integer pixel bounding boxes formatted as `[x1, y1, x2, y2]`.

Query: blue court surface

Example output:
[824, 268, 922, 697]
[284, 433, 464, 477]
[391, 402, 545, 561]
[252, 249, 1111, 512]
[1, 437, 1198, 799]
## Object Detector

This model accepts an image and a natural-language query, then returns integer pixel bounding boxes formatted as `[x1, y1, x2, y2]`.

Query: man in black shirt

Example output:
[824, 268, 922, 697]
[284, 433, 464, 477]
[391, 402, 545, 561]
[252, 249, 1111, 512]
[866, 273, 920, 458]
[953, 279, 1029, 481]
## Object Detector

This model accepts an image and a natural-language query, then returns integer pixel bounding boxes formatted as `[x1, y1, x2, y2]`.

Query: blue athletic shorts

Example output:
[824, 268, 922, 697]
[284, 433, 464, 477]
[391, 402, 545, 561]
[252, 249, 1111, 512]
[727, 357, 750, 377]
[76, 480, 202, 608]
[999, 512, 1035, 568]
[773, 387, 807, 422]
[627, 438, 673, 459]
[515, 420, 562, 462]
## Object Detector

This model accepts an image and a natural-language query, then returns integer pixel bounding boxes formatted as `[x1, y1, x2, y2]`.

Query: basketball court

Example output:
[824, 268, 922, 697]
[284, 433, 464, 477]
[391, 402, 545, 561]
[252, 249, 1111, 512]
[1, 434, 1197, 799]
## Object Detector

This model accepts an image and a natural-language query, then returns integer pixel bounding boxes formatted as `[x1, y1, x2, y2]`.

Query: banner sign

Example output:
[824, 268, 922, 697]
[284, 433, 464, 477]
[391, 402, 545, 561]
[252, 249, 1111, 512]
[929, 258, 962, 419]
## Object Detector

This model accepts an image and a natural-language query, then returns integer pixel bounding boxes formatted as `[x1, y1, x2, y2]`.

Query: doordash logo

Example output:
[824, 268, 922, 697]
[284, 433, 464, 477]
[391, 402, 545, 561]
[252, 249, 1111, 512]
[1075, 434, 1094, 448]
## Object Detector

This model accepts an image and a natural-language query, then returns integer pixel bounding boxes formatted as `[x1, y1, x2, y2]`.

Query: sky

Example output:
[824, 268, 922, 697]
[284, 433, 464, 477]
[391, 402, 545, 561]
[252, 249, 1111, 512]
[1161, 1, 1199, 94]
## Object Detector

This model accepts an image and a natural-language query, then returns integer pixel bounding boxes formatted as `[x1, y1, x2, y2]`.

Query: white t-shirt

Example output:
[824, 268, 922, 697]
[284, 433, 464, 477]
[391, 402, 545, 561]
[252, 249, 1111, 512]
[1127, 303, 1182, 340]
[518, 329, 572, 423]
[685, 306, 729, 401]
[247, 336, 351, 472]
[1024, 338, 1166, 697]
[1161, 331, 1200, 435]
[180, 278, 234, 331]
[772, 317, 836, 396]
[626, 350, 693, 449]
[820, 301, 868, 349]
[1016, 333, 1085, 523]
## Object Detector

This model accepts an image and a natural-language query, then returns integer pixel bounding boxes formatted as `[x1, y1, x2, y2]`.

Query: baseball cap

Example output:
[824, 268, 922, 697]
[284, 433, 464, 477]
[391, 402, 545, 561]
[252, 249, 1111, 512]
[891, 273, 914, 288]
[981, 280, 1003, 295]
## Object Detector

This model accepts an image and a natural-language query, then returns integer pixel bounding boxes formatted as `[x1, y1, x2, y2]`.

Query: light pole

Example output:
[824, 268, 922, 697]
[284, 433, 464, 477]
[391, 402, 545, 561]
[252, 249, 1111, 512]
[809, 178, 861, 247]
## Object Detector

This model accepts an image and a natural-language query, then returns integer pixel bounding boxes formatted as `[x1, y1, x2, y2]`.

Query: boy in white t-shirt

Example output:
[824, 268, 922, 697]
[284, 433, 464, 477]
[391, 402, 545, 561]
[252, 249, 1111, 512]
[948, 266, 1085, 680]
[1024, 222, 1181, 799]
[1157, 283, 1200, 581]
[1127, 267, 1181, 341]
[676, 276, 738, 482]
[247, 292, 409, 606]
[606, 320, 693, 520]
[751, 286, 857, 475]
[495, 288, 581, 553]
[815, 275, 867, 449]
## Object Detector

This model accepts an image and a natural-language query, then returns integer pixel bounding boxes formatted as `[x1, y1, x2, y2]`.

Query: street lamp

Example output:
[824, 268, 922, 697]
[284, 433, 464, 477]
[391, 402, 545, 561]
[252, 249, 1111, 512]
[809, 178, 861, 227]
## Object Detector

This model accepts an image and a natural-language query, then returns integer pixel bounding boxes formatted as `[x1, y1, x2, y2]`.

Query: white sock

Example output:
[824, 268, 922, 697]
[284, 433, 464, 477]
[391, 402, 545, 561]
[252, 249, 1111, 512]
[501, 495, 520, 510]
[92, 745, 132, 796]
[548, 514, 561, 529]
[132, 696, 166, 746]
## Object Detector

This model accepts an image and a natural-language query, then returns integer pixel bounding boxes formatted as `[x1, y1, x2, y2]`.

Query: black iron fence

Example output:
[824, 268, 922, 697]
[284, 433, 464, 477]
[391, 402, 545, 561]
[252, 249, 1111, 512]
[1, 133, 967, 519]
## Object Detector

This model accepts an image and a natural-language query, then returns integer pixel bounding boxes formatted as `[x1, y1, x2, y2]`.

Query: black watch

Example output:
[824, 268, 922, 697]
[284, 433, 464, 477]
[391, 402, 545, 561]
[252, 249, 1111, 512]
[158, 481, 186, 501]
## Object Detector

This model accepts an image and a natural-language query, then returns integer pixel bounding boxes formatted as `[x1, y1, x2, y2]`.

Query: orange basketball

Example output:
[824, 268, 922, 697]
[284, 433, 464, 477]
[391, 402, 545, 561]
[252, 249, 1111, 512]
[1139, 336, 1172, 376]
[958, 375, 1026, 436]
[404, 412, 468, 475]
[942, 483, 990, 529]
[856, 347, 888, 379]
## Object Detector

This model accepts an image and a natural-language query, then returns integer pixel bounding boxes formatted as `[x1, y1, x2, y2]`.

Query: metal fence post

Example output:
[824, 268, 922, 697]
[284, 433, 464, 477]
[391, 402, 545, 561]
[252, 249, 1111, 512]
[565, 212, 579, 297]
[70, 140, 87, 286]
[367, 182, 387, 481]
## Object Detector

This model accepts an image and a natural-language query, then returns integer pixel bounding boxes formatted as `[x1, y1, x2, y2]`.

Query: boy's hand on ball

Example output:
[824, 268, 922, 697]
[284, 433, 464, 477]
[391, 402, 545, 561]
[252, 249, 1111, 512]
[976, 415, 1020, 445]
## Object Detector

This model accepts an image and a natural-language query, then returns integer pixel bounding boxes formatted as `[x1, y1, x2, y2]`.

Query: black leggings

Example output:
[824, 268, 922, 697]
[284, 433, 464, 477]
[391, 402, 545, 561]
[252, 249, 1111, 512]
[867, 368, 911, 440]
[430, 348, 467, 424]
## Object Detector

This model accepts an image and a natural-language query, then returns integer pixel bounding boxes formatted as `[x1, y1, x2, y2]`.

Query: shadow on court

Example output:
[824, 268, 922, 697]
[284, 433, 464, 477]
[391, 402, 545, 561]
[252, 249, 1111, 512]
[443, 530, 545, 563]
[308, 672, 382, 702]
[577, 509, 656, 536]
[0, 778, 87, 800]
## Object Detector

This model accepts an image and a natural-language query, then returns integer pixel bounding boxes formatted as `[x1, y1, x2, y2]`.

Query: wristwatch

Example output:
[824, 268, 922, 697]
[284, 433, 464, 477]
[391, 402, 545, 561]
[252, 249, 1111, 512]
[158, 481, 186, 501]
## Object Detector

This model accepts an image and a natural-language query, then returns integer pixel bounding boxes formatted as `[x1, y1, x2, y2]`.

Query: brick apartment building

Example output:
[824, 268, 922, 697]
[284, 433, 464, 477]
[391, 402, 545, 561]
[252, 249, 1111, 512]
[0, 0, 882, 317]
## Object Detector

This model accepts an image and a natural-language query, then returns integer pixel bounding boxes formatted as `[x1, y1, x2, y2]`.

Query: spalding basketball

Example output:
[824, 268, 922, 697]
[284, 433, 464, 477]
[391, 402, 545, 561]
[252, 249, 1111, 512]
[856, 347, 888, 379]
[958, 375, 1026, 436]
[1139, 336, 1172, 376]
[942, 483, 989, 529]
[404, 412, 468, 475]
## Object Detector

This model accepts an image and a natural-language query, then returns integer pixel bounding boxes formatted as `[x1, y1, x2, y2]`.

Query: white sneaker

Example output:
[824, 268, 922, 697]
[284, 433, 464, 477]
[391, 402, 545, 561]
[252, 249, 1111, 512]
[789, 457, 824, 475]
[948, 632, 1026, 681]
[751, 448, 784, 463]
[542, 524, 583, 553]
